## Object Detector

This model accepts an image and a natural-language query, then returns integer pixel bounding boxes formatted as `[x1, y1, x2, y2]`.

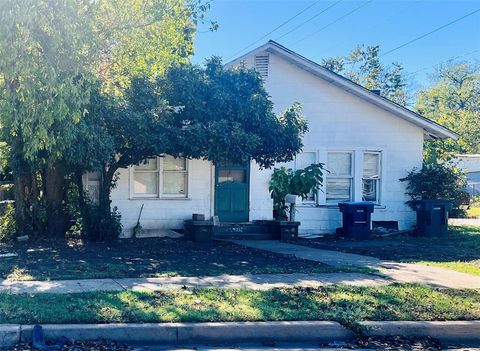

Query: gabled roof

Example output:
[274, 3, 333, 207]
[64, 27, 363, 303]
[225, 40, 458, 140]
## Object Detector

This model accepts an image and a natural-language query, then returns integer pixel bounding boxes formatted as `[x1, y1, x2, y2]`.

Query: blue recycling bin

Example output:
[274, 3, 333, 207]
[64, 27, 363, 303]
[338, 201, 375, 239]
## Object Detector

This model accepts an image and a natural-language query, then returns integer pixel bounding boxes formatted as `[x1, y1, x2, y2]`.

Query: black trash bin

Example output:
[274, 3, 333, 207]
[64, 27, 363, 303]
[338, 201, 375, 239]
[413, 199, 452, 237]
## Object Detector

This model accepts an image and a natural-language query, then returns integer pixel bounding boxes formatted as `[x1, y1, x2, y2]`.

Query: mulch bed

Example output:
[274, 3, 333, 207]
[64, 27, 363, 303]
[0, 336, 450, 351]
[0, 236, 333, 281]
[291, 230, 480, 263]
[353, 335, 445, 350]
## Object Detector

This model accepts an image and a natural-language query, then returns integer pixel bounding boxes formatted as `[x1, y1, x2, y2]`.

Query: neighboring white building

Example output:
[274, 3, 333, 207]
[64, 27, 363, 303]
[455, 154, 480, 196]
[104, 41, 456, 236]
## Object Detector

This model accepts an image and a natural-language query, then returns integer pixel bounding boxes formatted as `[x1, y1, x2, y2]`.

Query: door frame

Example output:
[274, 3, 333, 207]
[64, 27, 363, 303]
[214, 161, 250, 222]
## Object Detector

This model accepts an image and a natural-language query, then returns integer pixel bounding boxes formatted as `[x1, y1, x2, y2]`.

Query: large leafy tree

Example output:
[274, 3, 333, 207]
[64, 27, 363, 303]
[322, 45, 409, 105]
[158, 58, 308, 168]
[0, 0, 95, 236]
[78, 58, 308, 236]
[415, 62, 480, 162]
[0, 0, 210, 237]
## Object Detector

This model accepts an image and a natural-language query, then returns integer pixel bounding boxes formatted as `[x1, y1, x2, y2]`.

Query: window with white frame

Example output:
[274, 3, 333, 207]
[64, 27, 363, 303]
[362, 152, 381, 203]
[326, 152, 353, 203]
[133, 156, 188, 198]
[294, 151, 317, 202]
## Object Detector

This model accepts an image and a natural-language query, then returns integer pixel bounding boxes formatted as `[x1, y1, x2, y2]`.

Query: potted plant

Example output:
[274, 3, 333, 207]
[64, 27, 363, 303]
[268, 163, 324, 240]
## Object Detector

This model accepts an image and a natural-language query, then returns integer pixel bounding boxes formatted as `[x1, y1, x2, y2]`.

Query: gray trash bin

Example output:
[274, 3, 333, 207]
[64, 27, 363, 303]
[413, 199, 452, 237]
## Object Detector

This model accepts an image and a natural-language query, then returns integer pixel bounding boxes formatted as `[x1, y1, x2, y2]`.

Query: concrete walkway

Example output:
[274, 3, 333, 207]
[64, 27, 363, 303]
[0, 272, 388, 295]
[231, 240, 480, 289]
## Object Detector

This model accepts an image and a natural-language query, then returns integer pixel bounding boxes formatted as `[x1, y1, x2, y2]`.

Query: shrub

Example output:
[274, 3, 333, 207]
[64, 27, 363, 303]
[66, 182, 122, 241]
[0, 202, 16, 242]
[269, 163, 324, 220]
[81, 204, 123, 242]
[400, 162, 469, 217]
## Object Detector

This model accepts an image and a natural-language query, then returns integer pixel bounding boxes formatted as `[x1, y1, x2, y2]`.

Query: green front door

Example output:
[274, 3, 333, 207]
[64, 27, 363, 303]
[215, 162, 250, 222]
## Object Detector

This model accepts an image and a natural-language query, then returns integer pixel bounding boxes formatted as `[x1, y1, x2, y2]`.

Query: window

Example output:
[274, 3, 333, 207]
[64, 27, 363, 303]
[326, 152, 353, 203]
[362, 152, 381, 203]
[132, 156, 188, 198]
[295, 152, 317, 202]
[162, 156, 187, 196]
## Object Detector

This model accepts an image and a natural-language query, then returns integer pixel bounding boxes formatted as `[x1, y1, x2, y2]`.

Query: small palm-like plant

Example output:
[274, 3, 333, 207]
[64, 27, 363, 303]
[269, 163, 324, 220]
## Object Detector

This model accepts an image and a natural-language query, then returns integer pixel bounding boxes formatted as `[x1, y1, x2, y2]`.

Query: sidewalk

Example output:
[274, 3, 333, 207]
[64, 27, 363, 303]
[230, 240, 480, 289]
[0, 272, 388, 294]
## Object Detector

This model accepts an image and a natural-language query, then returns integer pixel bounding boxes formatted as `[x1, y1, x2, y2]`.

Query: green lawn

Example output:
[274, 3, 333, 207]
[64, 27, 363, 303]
[0, 285, 478, 325]
[412, 226, 480, 275]
[467, 207, 480, 218]
[418, 260, 480, 276]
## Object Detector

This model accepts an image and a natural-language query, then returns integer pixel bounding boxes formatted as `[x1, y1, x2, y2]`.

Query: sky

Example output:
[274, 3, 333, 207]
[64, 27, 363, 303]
[193, 0, 480, 88]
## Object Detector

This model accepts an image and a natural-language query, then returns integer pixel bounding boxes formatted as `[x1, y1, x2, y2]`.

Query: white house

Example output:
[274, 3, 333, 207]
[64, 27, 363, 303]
[455, 154, 480, 196]
[96, 41, 456, 237]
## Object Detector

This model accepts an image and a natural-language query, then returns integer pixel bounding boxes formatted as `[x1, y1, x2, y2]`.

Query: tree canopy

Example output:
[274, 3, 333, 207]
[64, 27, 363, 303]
[0, 0, 210, 237]
[322, 45, 409, 105]
[157, 58, 308, 168]
[415, 62, 480, 161]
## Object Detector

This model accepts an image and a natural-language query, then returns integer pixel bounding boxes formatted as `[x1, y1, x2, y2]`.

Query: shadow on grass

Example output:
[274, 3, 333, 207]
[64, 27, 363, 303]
[1, 285, 480, 325]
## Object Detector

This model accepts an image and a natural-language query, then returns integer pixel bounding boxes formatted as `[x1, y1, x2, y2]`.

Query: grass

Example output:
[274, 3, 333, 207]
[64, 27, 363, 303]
[467, 207, 480, 218]
[294, 225, 480, 276]
[417, 260, 480, 276]
[0, 237, 354, 281]
[0, 284, 478, 325]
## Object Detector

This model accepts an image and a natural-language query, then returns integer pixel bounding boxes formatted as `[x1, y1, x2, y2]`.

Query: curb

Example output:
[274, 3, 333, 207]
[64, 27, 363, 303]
[1, 321, 353, 347]
[360, 321, 480, 343]
[1, 321, 479, 347]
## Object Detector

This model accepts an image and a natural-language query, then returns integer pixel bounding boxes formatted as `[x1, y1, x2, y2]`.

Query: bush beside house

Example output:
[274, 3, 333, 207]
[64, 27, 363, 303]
[400, 162, 469, 218]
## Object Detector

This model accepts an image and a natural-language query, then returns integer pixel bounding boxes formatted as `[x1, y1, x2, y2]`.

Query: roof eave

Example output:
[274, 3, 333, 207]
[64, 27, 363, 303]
[226, 40, 458, 140]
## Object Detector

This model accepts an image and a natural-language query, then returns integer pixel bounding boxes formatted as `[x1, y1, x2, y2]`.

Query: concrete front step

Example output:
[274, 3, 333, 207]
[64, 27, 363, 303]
[213, 222, 272, 240]
[213, 223, 268, 235]
[214, 233, 272, 240]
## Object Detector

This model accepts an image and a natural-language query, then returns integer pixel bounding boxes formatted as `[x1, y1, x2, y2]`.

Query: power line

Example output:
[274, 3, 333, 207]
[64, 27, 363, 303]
[310, 0, 423, 61]
[275, 0, 344, 41]
[409, 47, 480, 75]
[291, 0, 374, 47]
[381, 7, 480, 57]
[225, 0, 324, 61]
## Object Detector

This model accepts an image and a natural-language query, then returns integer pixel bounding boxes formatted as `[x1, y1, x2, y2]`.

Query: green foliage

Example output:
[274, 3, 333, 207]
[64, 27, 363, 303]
[269, 164, 324, 220]
[0, 0, 95, 162]
[158, 58, 308, 168]
[93, 0, 213, 93]
[0, 0, 210, 238]
[400, 162, 469, 216]
[322, 45, 409, 105]
[416, 62, 480, 160]
[0, 203, 16, 242]
[81, 205, 123, 242]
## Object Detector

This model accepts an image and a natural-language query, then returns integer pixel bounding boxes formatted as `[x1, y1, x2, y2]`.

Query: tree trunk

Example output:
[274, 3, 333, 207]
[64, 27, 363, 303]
[45, 161, 68, 237]
[13, 172, 33, 236]
[11, 138, 34, 237]
[98, 165, 116, 216]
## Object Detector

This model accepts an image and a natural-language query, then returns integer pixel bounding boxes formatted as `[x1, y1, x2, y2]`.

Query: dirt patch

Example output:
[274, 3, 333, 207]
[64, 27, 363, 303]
[293, 226, 480, 263]
[0, 236, 335, 281]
